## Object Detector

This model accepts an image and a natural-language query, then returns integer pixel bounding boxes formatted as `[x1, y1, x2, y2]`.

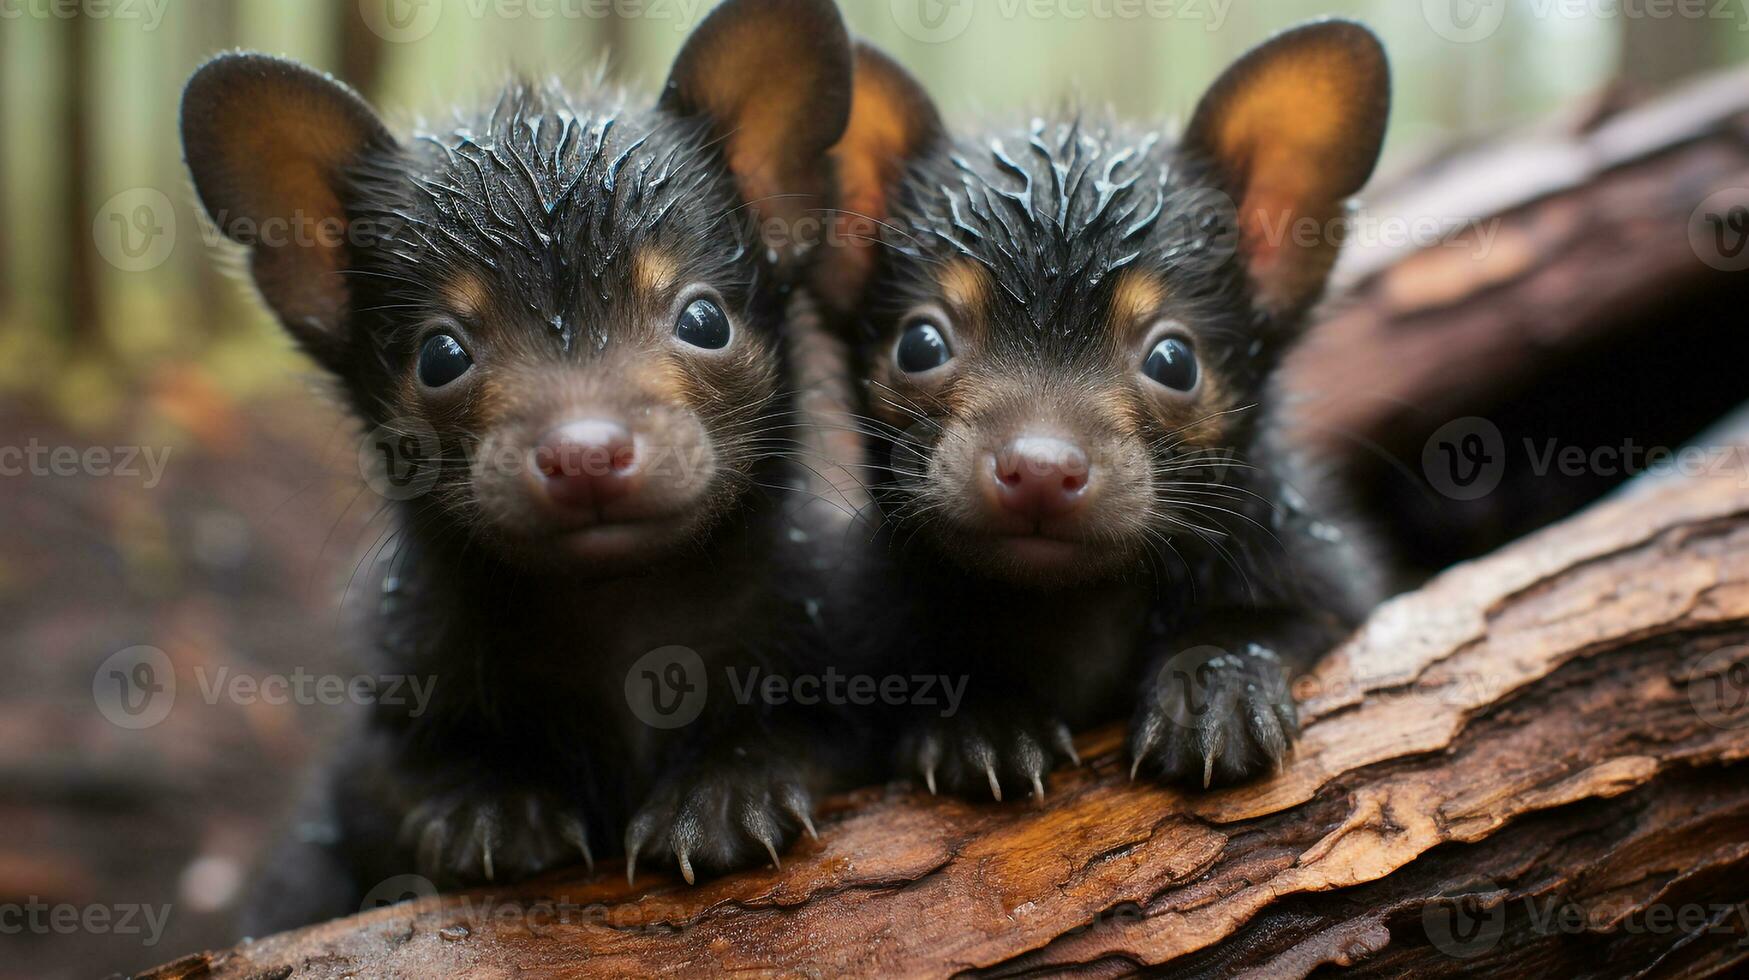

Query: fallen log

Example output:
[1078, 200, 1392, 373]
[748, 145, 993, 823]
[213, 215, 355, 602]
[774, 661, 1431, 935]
[140, 436, 1749, 978]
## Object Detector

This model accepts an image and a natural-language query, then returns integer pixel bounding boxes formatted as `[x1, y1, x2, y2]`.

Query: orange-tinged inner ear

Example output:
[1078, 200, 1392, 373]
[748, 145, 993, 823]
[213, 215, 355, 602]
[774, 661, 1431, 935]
[1214, 62, 1351, 300]
[1186, 21, 1388, 317]
[704, 46, 823, 209]
[662, 3, 851, 272]
[835, 65, 926, 228]
[204, 85, 383, 288]
[815, 44, 942, 312]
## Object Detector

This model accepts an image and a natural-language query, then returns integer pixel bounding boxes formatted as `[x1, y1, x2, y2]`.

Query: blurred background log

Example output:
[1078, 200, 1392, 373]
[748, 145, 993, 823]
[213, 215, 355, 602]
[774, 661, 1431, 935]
[1284, 64, 1749, 578]
[144, 415, 1749, 978]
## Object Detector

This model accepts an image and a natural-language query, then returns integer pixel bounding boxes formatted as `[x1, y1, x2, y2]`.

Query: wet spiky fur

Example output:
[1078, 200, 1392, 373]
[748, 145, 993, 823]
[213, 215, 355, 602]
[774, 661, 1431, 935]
[185, 45, 860, 931]
[351, 83, 757, 358]
[839, 110, 1389, 799]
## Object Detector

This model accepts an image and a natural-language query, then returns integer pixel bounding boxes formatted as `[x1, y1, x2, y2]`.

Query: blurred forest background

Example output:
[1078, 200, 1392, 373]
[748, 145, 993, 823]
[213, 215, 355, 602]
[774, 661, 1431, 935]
[0, 2, 1745, 978]
[3, 0, 1748, 422]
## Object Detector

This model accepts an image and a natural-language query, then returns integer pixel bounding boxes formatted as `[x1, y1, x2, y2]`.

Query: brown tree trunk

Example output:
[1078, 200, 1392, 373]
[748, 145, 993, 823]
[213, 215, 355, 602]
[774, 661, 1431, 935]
[63, 14, 99, 354]
[1620, 9, 1719, 93]
[337, 0, 385, 98]
[189, 0, 239, 340]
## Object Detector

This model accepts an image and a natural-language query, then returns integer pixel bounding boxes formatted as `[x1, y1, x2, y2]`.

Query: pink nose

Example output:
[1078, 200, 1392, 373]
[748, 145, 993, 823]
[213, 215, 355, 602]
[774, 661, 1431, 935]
[533, 419, 638, 510]
[989, 436, 1091, 519]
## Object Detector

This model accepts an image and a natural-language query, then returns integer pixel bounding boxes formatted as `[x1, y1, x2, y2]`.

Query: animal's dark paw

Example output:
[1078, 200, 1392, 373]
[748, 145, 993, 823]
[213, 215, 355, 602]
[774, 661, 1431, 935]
[624, 752, 816, 886]
[399, 786, 593, 887]
[898, 705, 1078, 802]
[1129, 642, 1300, 788]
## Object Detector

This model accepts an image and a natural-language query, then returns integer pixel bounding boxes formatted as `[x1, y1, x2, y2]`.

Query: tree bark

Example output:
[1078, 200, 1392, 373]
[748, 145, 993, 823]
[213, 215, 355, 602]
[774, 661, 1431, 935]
[140, 452, 1749, 978]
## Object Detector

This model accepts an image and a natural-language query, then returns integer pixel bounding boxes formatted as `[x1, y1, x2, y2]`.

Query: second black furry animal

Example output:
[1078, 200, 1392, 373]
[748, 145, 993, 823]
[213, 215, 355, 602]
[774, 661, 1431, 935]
[818, 22, 1393, 798]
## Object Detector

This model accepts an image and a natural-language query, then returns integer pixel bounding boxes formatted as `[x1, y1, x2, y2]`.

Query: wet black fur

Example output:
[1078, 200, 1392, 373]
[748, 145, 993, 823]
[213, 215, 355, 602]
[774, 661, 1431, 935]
[232, 81, 853, 934]
[335, 82, 770, 414]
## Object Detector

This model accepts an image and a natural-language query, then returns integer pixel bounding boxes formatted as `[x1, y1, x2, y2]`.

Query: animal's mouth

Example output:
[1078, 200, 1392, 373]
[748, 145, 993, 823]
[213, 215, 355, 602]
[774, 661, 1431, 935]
[992, 532, 1085, 566]
[550, 515, 695, 563]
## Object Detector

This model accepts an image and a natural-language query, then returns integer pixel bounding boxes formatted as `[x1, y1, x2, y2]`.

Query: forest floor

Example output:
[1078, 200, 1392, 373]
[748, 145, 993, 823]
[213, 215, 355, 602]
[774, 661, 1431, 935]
[0, 374, 383, 980]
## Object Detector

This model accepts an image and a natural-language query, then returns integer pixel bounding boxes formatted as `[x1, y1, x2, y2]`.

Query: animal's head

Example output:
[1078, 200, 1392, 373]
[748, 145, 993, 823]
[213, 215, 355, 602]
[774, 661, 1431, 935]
[181, 0, 852, 571]
[821, 21, 1389, 586]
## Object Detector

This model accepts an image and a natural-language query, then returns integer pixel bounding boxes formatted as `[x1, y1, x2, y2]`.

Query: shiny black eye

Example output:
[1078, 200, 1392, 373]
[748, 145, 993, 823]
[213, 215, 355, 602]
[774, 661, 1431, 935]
[417, 333, 472, 388]
[896, 320, 952, 373]
[675, 298, 731, 349]
[1143, 336, 1198, 392]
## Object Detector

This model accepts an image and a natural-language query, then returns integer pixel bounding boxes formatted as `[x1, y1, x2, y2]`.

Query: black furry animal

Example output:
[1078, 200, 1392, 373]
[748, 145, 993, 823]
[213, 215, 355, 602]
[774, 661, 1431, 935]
[181, 0, 858, 933]
[816, 22, 1393, 798]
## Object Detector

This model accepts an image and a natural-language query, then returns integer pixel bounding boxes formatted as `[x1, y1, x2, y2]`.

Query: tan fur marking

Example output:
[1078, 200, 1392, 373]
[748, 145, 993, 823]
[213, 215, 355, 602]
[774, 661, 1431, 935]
[938, 259, 990, 325]
[633, 248, 682, 305]
[1109, 270, 1167, 338]
[442, 272, 491, 321]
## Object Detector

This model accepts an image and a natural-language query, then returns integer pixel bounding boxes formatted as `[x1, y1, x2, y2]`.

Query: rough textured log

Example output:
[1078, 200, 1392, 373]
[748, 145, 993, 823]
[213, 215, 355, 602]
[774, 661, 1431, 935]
[140, 449, 1749, 978]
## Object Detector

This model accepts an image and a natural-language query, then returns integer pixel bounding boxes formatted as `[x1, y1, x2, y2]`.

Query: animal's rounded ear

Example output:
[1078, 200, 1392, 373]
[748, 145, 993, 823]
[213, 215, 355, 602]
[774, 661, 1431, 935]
[813, 42, 945, 315]
[181, 52, 395, 373]
[660, 0, 853, 277]
[1182, 19, 1389, 320]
